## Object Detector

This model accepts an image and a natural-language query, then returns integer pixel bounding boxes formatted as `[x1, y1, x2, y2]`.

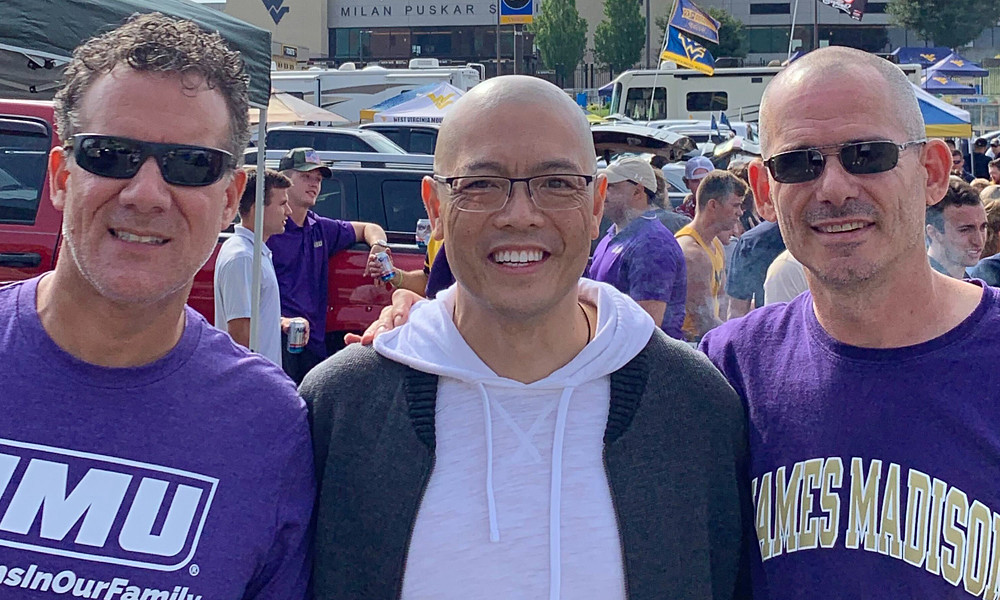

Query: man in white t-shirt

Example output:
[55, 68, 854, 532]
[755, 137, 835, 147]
[215, 168, 293, 365]
[763, 249, 807, 304]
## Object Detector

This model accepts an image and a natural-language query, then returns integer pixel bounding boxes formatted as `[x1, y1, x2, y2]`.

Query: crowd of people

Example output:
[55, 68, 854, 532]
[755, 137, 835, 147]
[2, 11, 999, 600]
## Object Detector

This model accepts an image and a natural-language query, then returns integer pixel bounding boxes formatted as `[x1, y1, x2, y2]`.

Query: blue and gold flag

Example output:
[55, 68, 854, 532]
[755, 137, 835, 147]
[667, 0, 720, 45]
[661, 26, 715, 76]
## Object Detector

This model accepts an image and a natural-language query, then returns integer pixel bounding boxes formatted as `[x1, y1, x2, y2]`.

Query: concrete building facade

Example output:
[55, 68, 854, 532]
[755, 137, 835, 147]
[215, 0, 999, 82]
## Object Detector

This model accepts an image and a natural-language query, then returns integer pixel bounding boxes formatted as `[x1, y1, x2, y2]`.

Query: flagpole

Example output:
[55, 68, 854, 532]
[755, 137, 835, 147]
[787, 0, 800, 61]
[646, 0, 675, 122]
[813, 0, 819, 51]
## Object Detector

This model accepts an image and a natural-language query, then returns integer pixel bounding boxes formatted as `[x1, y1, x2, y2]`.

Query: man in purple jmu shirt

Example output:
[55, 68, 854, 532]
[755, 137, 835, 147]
[0, 13, 313, 600]
[702, 46, 1000, 599]
[268, 147, 389, 383]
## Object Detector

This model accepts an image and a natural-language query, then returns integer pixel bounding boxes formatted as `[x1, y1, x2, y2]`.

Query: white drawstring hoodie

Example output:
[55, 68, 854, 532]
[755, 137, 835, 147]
[374, 278, 655, 600]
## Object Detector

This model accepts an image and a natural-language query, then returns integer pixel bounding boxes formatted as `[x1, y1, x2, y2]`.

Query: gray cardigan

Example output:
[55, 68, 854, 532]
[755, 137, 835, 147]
[304, 331, 753, 599]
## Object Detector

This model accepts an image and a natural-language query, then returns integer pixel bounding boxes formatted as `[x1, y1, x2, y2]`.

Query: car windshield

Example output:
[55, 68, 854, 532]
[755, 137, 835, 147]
[357, 130, 407, 154]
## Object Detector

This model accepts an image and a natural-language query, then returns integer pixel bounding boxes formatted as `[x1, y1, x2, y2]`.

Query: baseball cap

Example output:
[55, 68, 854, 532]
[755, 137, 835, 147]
[684, 156, 714, 180]
[603, 156, 657, 193]
[990, 139, 999, 147]
[975, 138, 988, 148]
[279, 147, 332, 178]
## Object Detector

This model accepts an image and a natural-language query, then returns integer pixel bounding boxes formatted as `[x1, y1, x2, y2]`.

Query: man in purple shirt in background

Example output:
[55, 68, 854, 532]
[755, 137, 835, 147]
[588, 157, 687, 339]
[268, 147, 390, 383]
[702, 47, 1000, 598]
[0, 14, 313, 599]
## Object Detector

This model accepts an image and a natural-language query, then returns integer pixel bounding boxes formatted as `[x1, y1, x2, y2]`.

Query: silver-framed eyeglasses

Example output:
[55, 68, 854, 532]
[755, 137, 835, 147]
[432, 173, 595, 213]
[763, 139, 927, 184]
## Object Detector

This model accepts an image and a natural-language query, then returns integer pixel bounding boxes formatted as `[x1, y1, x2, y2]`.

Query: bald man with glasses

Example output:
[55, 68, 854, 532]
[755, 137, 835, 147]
[304, 75, 752, 600]
[700, 46, 1000, 598]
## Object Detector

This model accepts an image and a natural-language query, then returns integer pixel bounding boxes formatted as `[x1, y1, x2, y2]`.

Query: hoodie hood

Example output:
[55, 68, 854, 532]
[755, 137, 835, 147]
[374, 278, 655, 387]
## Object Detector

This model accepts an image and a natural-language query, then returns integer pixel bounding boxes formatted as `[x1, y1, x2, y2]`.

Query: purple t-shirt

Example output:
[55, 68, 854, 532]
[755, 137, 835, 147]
[267, 211, 356, 357]
[701, 285, 1000, 599]
[587, 213, 687, 339]
[0, 276, 314, 600]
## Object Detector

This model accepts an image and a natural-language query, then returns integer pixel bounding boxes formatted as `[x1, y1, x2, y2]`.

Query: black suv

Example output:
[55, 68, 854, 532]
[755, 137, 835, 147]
[359, 123, 440, 155]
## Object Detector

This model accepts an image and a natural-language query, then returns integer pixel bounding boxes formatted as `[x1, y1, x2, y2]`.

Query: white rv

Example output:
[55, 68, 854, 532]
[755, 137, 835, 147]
[608, 63, 923, 123]
[270, 58, 483, 123]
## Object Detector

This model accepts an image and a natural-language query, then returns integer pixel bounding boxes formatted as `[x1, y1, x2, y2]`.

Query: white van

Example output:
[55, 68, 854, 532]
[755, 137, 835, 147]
[608, 63, 923, 123]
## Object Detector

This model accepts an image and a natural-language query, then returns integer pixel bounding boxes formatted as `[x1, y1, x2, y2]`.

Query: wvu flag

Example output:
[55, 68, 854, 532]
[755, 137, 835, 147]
[661, 26, 715, 76]
[667, 0, 720, 45]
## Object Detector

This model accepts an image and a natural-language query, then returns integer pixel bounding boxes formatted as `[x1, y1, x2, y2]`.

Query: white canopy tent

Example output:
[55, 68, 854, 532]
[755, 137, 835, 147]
[373, 82, 465, 123]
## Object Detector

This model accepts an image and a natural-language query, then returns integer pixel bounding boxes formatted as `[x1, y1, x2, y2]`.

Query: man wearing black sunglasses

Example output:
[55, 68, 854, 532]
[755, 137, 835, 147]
[0, 13, 313, 600]
[701, 46, 1000, 599]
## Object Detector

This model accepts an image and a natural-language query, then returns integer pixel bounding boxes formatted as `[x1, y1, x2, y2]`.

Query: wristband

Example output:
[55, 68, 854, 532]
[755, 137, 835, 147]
[371, 240, 389, 249]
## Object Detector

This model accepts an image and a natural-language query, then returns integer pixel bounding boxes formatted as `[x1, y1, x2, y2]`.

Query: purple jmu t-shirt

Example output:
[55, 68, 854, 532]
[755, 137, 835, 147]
[267, 210, 356, 358]
[701, 285, 1000, 599]
[587, 213, 687, 339]
[0, 276, 314, 600]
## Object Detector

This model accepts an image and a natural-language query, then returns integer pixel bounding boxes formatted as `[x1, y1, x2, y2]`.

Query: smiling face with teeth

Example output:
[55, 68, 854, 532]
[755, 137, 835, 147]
[424, 77, 605, 322]
[750, 60, 951, 291]
[48, 68, 244, 306]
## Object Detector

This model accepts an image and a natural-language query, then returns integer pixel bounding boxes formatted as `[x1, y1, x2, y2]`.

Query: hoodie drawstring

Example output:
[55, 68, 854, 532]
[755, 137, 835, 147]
[477, 382, 501, 543]
[549, 386, 575, 600]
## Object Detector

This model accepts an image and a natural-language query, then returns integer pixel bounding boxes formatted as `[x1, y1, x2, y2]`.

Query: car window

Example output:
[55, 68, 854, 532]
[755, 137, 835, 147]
[267, 130, 373, 152]
[409, 130, 437, 155]
[0, 119, 50, 225]
[381, 179, 425, 233]
[370, 127, 404, 147]
[312, 178, 347, 220]
[357, 130, 407, 154]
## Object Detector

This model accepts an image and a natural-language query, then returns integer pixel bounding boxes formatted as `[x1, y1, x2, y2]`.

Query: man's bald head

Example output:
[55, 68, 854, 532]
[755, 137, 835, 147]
[759, 47, 924, 156]
[435, 75, 595, 173]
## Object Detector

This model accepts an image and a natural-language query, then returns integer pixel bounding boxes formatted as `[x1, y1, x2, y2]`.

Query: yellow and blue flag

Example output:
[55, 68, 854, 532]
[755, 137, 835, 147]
[668, 0, 720, 45]
[661, 26, 715, 76]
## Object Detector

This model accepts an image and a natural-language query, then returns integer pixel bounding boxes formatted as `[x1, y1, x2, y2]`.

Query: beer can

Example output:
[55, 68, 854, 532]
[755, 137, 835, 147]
[375, 251, 396, 282]
[415, 218, 432, 249]
[287, 318, 308, 354]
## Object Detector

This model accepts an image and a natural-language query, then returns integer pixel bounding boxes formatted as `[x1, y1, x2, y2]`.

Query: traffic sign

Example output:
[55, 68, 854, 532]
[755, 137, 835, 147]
[500, 0, 532, 24]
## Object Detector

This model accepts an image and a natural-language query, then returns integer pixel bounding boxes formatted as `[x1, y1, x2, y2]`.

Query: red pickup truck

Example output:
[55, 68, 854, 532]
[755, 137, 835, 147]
[0, 99, 425, 351]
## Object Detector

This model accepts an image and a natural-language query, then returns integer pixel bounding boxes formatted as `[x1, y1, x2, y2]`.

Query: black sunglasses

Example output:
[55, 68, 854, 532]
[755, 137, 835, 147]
[65, 134, 235, 187]
[764, 140, 926, 184]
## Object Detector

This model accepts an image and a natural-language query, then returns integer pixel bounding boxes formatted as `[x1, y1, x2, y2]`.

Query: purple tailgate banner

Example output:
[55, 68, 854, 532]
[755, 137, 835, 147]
[819, 0, 867, 21]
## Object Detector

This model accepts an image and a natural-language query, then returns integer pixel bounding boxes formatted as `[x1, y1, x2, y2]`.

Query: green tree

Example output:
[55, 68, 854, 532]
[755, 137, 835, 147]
[655, 6, 747, 58]
[887, 0, 1000, 50]
[528, 0, 588, 84]
[593, 0, 645, 73]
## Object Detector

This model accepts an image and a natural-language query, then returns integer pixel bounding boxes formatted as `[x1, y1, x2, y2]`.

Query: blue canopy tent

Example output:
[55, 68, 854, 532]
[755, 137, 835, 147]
[890, 47, 951, 68]
[928, 53, 989, 78]
[922, 74, 977, 94]
[598, 81, 614, 98]
[912, 83, 972, 138]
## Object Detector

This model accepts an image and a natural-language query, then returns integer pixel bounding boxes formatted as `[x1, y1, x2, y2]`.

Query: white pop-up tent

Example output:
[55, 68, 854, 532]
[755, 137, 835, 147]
[373, 82, 465, 123]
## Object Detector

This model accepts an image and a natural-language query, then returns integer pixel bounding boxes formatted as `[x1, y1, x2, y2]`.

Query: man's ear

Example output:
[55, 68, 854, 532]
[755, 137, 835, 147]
[49, 147, 71, 212]
[922, 139, 952, 208]
[591, 174, 607, 240]
[748, 158, 777, 222]
[422, 176, 445, 240]
[925, 223, 941, 245]
[221, 168, 247, 230]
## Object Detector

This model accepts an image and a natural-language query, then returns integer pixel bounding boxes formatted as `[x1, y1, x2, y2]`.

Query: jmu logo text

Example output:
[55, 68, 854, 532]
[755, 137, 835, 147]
[0, 439, 217, 571]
